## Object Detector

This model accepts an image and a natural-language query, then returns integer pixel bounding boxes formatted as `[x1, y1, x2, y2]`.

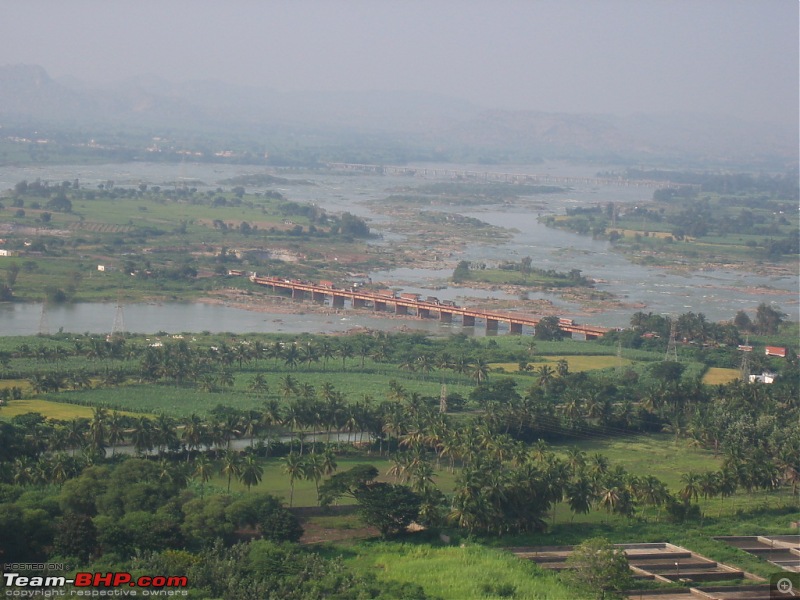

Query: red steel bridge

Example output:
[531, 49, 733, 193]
[250, 276, 610, 339]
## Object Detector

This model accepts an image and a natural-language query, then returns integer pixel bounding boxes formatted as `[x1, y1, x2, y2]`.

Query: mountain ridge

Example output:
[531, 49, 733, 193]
[0, 64, 796, 167]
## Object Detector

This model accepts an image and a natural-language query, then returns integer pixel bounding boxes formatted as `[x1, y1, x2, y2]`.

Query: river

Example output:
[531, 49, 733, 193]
[0, 161, 796, 335]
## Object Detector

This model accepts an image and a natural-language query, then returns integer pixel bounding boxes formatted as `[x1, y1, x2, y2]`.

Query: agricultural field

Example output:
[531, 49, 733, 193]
[491, 354, 634, 373]
[701, 367, 740, 385]
[0, 398, 144, 420]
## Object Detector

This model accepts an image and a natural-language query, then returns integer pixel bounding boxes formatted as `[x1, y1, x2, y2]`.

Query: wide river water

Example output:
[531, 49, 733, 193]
[0, 161, 796, 335]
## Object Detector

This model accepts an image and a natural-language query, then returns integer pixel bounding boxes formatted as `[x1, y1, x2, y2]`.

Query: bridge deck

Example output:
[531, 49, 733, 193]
[251, 276, 609, 337]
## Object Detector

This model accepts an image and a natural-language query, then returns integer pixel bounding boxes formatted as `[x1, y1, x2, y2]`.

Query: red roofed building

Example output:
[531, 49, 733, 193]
[765, 346, 787, 357]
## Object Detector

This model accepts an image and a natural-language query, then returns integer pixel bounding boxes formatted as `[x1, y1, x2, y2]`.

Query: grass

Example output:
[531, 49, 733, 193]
[491, 354, 633, 373]
[204, 454, 460, 508]
[347, 540, 581, 600]
[46, 368, 475, 417]
[0, 398, 144, 421]
[702, 367, 741, 385]
[554, 433, 719, 491]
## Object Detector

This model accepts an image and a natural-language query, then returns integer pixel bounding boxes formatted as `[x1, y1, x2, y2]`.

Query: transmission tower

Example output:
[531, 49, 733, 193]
[38, 300, 49, 336]
[616, 340, 624, 373]
[739, 335, 751, 381]
[439, 384, 448, 414]
[665, 317, 678, 362]
[111, 293, 126, 338]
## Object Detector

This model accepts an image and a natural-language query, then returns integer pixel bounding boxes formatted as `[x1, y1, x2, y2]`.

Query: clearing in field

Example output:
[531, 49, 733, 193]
[0, 399, 144, 421]
[702, 367, 741, 385]
[492, 354, 632, 373]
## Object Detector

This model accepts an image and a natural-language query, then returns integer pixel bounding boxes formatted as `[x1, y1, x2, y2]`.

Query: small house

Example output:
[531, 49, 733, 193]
[765, 346, 787, 358]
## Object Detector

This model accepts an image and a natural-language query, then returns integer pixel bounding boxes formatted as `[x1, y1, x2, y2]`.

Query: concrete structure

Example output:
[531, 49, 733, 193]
[505, 542, 770, 600]
[250, 275, 610, 338]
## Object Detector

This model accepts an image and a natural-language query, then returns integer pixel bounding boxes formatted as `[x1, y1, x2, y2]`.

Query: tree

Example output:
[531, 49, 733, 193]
[535, 316, 565, 340]
[282, 452, 304, 507]
[452, 260, 470, 283]
[754, 303, 786, 335]
[52, 513, 97, 563]
[565, 537, 633, 599]
[649, 361, 685, 386]
[679, 471, 701, 504]
[353, 482, 421, 538]
[318, 464, 379, 507]
[239, 455, 264, 492]
[193, 454, 213, 497]
[221, 451, 242, 493]
[733, 310, 753, 332]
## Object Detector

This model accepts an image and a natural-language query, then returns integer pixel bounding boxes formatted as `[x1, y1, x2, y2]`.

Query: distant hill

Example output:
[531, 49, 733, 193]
[0, 64, 796, 168]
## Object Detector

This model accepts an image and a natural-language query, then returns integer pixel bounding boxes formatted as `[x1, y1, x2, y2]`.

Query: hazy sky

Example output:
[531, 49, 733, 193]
[1, 0, 797, 123]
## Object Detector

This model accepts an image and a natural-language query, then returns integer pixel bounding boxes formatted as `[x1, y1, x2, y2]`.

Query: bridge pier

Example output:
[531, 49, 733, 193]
[332, 296, 345, 308]
[439, 311, 452, 323]
[395, 305, 408, 315]
[486, 318, 499, 331]
[292, 288, 304, 300]
[462, 315, 475, 327]
[509, 322, 523, 334]
[418, 308, 430, 318]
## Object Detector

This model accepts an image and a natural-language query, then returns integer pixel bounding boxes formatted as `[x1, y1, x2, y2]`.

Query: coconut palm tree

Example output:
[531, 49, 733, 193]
[300, 343, 319, 371]
[240, 411, 261, 448]
[280, 374, 299, 400]
[88, 407, 108, 456]
[470, 359, 490, 384]
[131, 417, 154, 456]
[106, 411, 125, 457]
[637, 475, 670, 521]
[267, 341, 284, 366]
[679, 471, 702, 504]
[239, 455, 264, 492]
[337, 342, 353, 370]
[282, 451, 304, 507]
[193, 454, 213, 497]
[566, 476, 596, 520]
[220, 450, 242, 493]
[321, 447, 338, 478]
[319, 340, 335, 370]
[303, 453, 325, 502]
[598, 486, 621, 523]
[536, 365, 555, 390]
[182, 413, 206, 461]
[248, 373, 269, 396]
[153, 413, 178, 454]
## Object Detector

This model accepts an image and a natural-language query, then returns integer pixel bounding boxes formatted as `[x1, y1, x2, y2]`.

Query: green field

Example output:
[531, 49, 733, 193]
[492, 354, 634, 373]
[0, 398, 144, 420]
[346, 541, 579, 600]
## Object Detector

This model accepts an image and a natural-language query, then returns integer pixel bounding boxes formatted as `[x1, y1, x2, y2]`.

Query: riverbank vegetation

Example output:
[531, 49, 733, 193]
[0, 178, 378, 304]
[452, 257, 591, 288]
[541, 168, 799, 270]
